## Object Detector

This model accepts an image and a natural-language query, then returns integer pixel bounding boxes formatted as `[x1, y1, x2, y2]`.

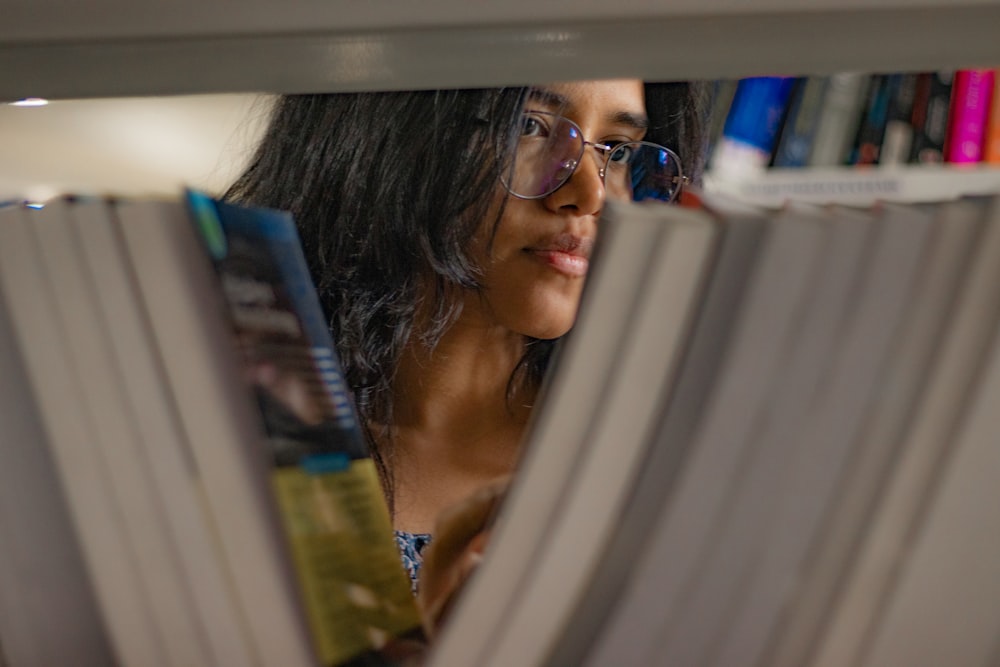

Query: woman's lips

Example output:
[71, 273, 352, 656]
[526, 234, 593, 277]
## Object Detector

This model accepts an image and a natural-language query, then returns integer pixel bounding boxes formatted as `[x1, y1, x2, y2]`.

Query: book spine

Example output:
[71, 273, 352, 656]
[880, 73, 920, 166]
[808, 73, 870, 167]
[72, 198, 260, 667]
[986, 68, 1000, 164]
[115, 199, 319, 667]
[712, 76, 797, 176]
[705, 79, 739, 170]
[0, 203, 170, 667]
[772, 77, 830, 168]
[849, 74, 893, 165]
[909, 71, 954, 164]
[945, 69, 996, 163]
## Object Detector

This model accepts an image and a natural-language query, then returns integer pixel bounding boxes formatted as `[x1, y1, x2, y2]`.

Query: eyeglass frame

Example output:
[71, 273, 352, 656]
[501, 110, 688, 203]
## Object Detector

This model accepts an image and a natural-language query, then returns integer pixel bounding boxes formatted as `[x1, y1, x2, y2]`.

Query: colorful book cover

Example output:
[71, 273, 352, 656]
[712, 76, 797, 175]
[945, 69, 996, 163]
[185, 191, 424, 666]
[909, 71, 954, 164]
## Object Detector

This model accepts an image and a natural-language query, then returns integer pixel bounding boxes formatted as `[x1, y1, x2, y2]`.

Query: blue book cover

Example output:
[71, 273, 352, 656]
[712, 76, 797, 174]
[722, 77, 798, 155]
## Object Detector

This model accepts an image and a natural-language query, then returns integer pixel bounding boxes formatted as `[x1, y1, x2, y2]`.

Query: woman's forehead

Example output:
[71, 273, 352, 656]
[528, 80, 648, 128]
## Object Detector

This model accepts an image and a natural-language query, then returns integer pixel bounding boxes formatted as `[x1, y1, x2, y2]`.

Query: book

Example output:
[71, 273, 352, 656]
[848, 74, 893, 165]
[705, 79, 739, 169]
[0, 244, 117, 667]
[809, 195, 1000, 667]
[0, 202, 173, 667]
[986, 68, 1000, 164]
[908, 71, 954, 164]
[701, 200, 933, 667]
[577, 200, 834, 666]
[33, 197, 215, 667]
[807, 73, 871, 166]
[945, 68, 996, 164]
[762, 197, 985, 667]
[547, 193, 771, 667]
[852, 277, 1000, 667]
[879, 72, 920, 166]
[72, 196, 260, 666]
[771, 76, 830, 168]
[711, 76, 797, 177]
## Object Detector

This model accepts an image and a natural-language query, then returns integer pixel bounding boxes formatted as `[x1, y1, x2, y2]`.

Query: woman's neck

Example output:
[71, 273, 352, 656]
[386, 315, 535, 534]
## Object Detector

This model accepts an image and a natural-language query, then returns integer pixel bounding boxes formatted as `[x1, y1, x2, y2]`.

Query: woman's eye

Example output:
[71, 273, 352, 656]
[520, 115, 549, 138]
[608, 143, 635, 164]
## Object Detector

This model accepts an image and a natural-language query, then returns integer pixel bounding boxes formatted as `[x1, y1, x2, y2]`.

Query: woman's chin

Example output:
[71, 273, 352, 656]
[520, 311, 578, 341]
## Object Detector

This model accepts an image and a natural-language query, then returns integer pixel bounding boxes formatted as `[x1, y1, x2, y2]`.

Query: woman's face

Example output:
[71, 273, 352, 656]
[468, 79, 648, 340]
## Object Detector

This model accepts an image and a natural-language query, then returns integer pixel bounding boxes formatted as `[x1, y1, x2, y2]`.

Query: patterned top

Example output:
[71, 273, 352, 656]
[394, 530, 433, 594]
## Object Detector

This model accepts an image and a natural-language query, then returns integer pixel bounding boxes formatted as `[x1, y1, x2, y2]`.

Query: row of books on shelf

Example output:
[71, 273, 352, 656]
[708, 69, 1000, 175]
[4, 187, 1000, 666]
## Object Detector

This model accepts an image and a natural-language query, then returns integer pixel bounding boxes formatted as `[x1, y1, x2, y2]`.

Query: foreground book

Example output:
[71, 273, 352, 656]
[0, 193, 422, 666]
[428, 192, 1000, 667]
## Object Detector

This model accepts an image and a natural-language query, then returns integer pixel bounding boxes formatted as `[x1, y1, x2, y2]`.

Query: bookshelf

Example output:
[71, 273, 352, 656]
[2, 0, 1000, 100]
[705, 165, 1000, 206]
[3, 2, 1000, 666]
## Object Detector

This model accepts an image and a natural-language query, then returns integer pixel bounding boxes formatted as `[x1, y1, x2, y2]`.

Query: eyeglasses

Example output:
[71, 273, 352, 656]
[501, 111, 686, 203]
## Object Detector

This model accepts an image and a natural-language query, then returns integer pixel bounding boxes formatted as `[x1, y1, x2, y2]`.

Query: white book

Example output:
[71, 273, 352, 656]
[0, 203, 169, 667]
[808, 73, 870, 167]
[656, 202, 874, 667]
[547, 195, 771, 666]
[706, 200, 934, 667]
[0, 249, 116, 667]
[113, 199, 318, 667]
[854, 278, 1000, 667]
[582, 202, 828, 667]
[31, 197, 212, 667]
[480, 203, 720, 667]
[72, 198, 260, 666]
[811, 195, 1000, 667]
[763, 197, 986, 667]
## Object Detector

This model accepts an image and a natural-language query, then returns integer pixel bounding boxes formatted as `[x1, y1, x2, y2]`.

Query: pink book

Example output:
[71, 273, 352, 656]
[945, 69, 996, 163]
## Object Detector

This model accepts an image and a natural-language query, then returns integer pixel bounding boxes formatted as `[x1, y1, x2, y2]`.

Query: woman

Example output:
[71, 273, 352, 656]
[226, 79, 709, 591]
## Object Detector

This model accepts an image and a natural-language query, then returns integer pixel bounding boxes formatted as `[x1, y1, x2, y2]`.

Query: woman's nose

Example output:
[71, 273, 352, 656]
[544, 147, 606, 216]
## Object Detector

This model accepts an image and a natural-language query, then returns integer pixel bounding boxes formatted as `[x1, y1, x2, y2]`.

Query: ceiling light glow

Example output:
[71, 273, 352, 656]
[10, 98, 50, 107]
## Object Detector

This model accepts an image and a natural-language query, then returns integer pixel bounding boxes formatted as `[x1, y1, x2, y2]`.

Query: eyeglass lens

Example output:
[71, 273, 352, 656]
[505, 113, 682, 203]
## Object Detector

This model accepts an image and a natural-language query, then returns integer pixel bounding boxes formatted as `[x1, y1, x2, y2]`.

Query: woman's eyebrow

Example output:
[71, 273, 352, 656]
[608, 110, 649, 131]
[526, 88, 569, 109]
[526, 87, 649, 130]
